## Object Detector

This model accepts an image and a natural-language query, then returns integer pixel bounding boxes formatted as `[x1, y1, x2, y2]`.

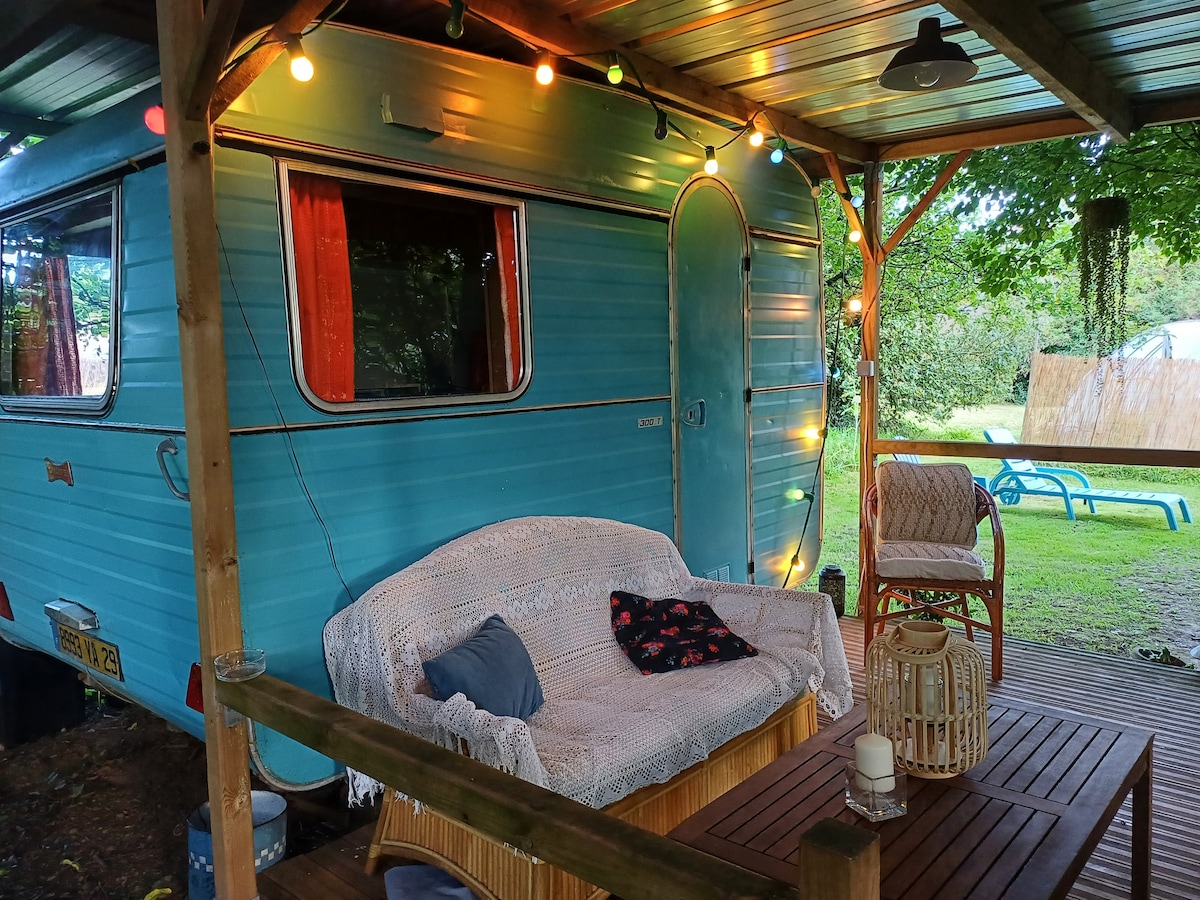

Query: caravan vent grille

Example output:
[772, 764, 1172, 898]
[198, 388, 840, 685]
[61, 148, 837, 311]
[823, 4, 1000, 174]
[704, 565, 731, 582]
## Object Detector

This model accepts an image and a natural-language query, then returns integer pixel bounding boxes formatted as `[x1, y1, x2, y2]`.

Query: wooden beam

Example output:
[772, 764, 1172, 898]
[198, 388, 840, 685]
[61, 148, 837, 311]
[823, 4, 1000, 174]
[875, 439, 1200, 469]
[218, 675, 799, 900]
[209, 0, 334, 121]
[0, 0, 96, 73]
[184, 0, 245, 120]
[155, 1, 257, 898]
[0, 112, 68, 137]
[882, 149, 971, 255]
[857, 164, 883, 618]
[1135, 92, 1200, 129]
[823, 152, 877, 265]
[940, 0, 1133, 141]
[877, 116, 1094, 161]
[446, 0, 872, 161]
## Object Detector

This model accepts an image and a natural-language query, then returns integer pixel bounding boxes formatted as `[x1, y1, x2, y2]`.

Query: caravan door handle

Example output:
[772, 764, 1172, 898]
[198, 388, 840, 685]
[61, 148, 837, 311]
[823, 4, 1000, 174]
[682, 399, 707, 427]
[156, 438, 191, 502]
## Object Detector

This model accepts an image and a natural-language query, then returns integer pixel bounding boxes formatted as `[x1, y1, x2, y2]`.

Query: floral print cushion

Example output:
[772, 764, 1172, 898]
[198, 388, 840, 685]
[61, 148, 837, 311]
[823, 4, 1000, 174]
[610, 590, 758, 675]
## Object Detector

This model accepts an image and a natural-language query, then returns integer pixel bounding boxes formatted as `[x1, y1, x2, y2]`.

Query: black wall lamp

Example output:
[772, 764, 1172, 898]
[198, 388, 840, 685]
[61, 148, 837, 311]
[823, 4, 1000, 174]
[877, 17, 978, 91]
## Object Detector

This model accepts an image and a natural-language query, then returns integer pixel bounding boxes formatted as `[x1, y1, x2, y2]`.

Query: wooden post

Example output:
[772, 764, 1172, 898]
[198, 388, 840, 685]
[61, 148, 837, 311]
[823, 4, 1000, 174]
[799, 818, 880, 900]
[857, 163, 883, 617]
[155, 2, 257, 898]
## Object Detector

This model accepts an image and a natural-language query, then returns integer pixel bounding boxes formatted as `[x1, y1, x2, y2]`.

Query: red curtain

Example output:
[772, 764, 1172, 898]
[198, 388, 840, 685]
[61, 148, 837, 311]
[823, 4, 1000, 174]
[289, 171, 355, 402]
[43, 255, 82, 396]
[493, 207, 521, 391]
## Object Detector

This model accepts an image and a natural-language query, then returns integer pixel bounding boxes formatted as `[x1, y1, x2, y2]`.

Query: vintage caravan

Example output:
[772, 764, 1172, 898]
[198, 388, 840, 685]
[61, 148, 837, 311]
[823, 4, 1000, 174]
[0, 25, 825, 786]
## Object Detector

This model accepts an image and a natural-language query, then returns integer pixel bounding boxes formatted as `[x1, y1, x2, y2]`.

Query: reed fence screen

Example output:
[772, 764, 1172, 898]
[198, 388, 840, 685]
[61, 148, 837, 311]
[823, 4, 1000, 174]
[1022, 351, 1200, 450]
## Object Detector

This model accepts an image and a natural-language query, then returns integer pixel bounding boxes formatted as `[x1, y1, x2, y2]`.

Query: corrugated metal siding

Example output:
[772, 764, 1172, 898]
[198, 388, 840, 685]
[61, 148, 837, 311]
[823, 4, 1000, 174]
[749, 387, 824, 584]
[0, 87, 163, 212]
[749, 236, 822, 390]
[111, 163, 186, 427]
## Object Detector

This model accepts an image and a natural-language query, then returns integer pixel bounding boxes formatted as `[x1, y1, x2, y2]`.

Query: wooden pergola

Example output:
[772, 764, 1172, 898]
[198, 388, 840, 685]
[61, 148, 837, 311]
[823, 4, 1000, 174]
[3, 1, 1200, 897]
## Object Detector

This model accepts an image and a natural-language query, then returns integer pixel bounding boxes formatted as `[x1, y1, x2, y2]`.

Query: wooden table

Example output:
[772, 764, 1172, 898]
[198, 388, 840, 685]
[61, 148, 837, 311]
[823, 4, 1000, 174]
[671, 698, 1152, 899]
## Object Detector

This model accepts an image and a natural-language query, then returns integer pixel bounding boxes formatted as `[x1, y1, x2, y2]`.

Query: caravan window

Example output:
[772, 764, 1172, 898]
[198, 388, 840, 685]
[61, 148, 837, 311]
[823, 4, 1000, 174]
[282, 165, 528, 409]
[1, 189, 117, 411]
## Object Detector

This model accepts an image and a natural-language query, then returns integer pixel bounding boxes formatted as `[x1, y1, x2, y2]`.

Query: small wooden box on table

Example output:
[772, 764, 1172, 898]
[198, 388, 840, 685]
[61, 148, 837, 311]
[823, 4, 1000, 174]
[671, 698, 1152, 900]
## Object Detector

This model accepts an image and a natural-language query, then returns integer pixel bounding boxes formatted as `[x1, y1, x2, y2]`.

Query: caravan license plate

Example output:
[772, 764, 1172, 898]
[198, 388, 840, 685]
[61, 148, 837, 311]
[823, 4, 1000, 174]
[53, 622, 124, 681]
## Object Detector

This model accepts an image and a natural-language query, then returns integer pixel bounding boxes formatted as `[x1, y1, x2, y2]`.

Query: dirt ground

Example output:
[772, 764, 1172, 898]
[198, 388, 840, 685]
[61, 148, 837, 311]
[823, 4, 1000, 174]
[0, 696, 372, 900]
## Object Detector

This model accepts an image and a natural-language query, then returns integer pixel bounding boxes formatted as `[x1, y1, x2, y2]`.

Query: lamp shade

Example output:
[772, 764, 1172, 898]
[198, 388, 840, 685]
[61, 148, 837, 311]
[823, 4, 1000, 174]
[878, 17, 978, 91]
[866, 621, 988, 779]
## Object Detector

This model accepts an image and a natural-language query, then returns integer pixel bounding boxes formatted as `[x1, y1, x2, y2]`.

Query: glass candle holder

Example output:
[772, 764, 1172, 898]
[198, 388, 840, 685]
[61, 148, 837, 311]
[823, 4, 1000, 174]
[845, 762, 907, 822]
[213, 648, 266, 682]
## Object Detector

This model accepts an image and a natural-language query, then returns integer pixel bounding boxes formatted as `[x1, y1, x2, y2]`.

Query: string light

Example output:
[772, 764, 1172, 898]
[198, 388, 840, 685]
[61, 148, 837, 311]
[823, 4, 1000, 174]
[770, 142, 785, 164]
[606, 53, 624, 85]
[802, 427, 824, 440]
[785, 488, 807, 502]
[748, 127, 764, 147]
[287, 37, 314, 82]
[445, 0, 466, 38]
[535, 51, 555, 85]
[850, 194, 864, 209]
[848, 228, 862, 243]
[703, 145, 718, 175]
[847, 296, 864, 314]
[653, 109, 668, 140]
[790, 553, 806, 575]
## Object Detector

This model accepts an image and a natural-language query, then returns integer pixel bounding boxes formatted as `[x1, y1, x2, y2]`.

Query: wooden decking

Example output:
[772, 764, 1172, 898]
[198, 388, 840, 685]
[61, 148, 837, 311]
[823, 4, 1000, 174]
[259, 617, 1199, 900]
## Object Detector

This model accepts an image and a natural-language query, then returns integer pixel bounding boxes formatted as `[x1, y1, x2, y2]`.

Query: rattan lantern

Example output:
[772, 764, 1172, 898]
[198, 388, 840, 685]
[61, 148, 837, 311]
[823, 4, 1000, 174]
[866, 621, 988, 779]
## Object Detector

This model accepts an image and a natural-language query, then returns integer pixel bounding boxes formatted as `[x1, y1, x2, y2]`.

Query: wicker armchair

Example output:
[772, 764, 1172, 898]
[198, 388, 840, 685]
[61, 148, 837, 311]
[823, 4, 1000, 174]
[862, 461, 1005, 680]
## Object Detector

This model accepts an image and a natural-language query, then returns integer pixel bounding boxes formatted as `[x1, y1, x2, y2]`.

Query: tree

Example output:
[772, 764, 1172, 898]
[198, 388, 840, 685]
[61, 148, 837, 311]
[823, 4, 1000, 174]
[892, 123, 1200, 297]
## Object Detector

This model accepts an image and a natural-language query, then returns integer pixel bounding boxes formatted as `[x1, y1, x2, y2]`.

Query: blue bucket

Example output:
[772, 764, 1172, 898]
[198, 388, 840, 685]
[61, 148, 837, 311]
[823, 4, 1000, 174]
[186, 790, 287, 900]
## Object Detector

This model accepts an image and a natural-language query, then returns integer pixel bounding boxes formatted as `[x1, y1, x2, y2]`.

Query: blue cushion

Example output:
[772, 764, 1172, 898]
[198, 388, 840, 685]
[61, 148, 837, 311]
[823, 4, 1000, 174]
[422, 615, 544, 719]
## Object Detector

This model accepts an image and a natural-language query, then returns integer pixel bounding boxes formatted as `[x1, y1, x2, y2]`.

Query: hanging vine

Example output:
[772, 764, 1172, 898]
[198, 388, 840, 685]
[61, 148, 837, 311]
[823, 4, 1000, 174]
[1078, 196, 1131, 359]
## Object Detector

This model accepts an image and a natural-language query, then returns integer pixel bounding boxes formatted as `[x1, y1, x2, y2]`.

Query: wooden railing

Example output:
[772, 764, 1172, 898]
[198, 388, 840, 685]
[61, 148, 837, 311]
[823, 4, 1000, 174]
[875, 438, 1200, 469]
[216, 676, 879, 900]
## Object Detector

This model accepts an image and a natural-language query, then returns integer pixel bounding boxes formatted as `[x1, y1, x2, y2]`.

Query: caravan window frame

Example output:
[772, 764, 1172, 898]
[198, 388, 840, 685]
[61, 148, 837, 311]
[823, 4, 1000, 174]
[278, 160, 532, 414]
[0, 185, 120, 415]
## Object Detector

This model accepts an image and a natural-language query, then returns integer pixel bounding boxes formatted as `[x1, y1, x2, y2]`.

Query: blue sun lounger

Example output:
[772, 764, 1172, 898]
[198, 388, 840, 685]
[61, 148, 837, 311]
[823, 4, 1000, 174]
[983, 427, 1193, 530]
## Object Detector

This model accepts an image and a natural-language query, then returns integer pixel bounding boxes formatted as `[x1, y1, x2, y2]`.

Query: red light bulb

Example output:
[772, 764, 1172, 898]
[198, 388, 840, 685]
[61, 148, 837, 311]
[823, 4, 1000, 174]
[144, 105, 166, 135]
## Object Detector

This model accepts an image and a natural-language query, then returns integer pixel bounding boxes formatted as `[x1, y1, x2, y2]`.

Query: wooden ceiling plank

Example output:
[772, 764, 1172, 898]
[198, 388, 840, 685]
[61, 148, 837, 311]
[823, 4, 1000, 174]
[882, 149, 971, 255]
[184, 0, 245, 119]
[877, 116, 1096, 160]
[940, 0, 1134, 141]
[0, 0, 97, 74]
[209, 0, 335, 121]
[622, 0, 791, 52]
[445, 0, 872, 161]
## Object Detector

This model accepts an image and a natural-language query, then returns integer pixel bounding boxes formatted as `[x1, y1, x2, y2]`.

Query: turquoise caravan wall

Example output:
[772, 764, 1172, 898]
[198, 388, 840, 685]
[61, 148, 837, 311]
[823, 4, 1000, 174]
[0, 122, 203, 737]
[0, 23, 824, 789]
[218, 26, 825, 786]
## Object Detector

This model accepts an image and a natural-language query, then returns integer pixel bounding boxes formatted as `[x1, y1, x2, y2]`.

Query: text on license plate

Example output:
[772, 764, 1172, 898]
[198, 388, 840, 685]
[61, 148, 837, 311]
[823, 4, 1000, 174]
[53, 622, 124, 681]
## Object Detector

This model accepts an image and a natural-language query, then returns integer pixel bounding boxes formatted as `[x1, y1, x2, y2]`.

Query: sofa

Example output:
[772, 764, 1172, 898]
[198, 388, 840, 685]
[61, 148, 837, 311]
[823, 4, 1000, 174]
[323, 515, 853, 900]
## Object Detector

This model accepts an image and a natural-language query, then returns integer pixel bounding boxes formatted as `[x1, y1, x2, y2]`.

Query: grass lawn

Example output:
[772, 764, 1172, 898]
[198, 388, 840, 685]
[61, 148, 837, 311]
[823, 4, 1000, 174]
[801, 404, 1200, 664]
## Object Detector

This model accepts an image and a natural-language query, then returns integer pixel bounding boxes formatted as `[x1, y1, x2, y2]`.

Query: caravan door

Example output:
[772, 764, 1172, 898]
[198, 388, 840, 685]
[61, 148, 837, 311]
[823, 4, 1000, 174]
[670, 178, 752, 582]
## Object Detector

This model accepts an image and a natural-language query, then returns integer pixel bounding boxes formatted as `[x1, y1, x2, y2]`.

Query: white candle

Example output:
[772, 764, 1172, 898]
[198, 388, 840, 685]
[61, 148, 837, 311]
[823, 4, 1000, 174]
[854, 732, 896, 792]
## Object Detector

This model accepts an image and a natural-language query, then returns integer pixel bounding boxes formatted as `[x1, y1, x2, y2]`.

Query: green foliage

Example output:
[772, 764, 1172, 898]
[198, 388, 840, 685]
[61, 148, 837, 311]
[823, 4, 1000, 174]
[894, 124, 1200, 297]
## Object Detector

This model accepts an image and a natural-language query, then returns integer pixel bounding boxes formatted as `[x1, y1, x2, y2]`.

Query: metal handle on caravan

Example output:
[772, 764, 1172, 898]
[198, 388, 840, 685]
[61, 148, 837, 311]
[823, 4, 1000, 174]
[682, 399, 707, 427]
[156, 438, 191, 502]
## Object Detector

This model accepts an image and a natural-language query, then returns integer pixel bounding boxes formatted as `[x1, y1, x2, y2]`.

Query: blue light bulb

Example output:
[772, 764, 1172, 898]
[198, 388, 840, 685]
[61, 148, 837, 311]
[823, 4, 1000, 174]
[770, 146, 785, 164]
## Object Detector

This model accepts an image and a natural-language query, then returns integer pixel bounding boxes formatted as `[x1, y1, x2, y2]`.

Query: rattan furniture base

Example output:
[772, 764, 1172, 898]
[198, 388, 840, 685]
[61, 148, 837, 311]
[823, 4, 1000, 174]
[363, 693, 817, 900]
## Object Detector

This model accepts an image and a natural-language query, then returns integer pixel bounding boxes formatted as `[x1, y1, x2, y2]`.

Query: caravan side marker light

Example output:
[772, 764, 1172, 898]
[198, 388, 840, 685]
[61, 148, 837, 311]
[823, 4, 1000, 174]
[0, 582, 12, 621]
[186, 663, 204, 712]
[144, 105, 166, 135]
